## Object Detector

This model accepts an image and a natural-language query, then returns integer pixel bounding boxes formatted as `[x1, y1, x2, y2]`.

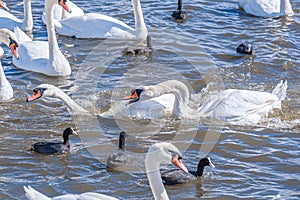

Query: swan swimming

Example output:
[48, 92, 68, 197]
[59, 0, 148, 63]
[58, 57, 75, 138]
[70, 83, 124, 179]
[238, 0, 294, 17]
[12, 0, 71, 76]
[24, 142, 188, 200]
[54, 0, 148, 39]
[0, 0, 33, 31]
[26, 80, 287, 126]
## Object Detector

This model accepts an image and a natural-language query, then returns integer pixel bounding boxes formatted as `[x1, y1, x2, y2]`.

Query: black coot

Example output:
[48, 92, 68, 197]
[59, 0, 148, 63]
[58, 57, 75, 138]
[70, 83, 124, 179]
[122, 35, 153, 56]
[32, 127, 77, 154]
[236, 43, 253, 54]
[161, 157, 215, 185]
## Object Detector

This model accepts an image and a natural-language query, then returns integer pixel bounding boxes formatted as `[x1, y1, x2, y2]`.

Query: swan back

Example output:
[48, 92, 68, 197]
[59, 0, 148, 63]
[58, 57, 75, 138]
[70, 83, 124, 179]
[0, 50, 13, 102]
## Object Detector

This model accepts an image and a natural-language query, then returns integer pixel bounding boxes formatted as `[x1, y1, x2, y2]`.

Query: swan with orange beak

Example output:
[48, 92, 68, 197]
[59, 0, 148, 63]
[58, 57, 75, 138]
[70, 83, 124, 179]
[0, 0, 9, 11]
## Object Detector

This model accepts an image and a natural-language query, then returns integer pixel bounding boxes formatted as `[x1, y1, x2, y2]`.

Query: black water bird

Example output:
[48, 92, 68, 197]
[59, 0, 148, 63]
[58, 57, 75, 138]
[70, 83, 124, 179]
[31, 127, 77, 154]
[236, 42, 253, 54]
[107, 131, 129, 169]
[122, 35, 153, 56]
[172, 0, 187, 21]
[161, 157, 215, 185]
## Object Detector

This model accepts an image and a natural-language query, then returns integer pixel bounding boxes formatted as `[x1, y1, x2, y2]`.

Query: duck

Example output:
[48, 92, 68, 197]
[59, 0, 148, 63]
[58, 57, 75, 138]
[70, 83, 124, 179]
[0, 28, 19, 102]
[238, 0, 294, 17]
[54, 0, 148, 39]
[12, 0, 71, 77]
[236, 42, 253, 54]
[0, 0, 33, 31]
[161, 157, 215, 185]
[31, 127, 77, 154]
[172, 0, 187, 21]
[24, 142, 188, 200]
[122, 35, 153, 55]
[197, 80, 288, 125]
[41, 0, 84, 25]
[107, 131, 129, 169]
[26, 84, 89, 115]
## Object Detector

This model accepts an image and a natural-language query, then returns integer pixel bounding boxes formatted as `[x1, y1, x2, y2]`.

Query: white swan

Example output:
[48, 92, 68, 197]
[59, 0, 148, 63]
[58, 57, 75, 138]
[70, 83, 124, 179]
[41, 0, 84, 25]
[0, 28, 19, 102]
[12, 0, 71, 77]
[197, 80, 288, 125]
[121, 80, 288, 125]
[26, 84, 89, 115]
[121, 80, 192, 118]
[0, 0, 33, 31]
[55, 0, 148, 39]
[26, 80, 287, 125]
[24, 142, 188, 200]
[238, 0, 294, 17]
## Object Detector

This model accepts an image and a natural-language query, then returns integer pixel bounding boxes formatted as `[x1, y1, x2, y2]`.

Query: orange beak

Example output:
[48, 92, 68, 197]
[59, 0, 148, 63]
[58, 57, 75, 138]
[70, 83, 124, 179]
[0, 1, 9, 11]
[172, 155, 188, 173]
[9, 43, 19, 59]
[123, 91, 138, 100]
[26, 91, 42, 102]
[59, 0, 72, 13]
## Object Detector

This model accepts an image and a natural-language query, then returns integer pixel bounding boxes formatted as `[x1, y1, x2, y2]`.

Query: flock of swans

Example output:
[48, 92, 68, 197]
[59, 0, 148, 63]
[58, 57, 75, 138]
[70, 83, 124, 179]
[0, 0, 294, 199]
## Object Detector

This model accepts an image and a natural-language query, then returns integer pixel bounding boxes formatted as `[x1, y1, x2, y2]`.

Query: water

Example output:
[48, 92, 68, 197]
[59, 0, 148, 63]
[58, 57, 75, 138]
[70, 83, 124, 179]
[0, 0, 300, 199]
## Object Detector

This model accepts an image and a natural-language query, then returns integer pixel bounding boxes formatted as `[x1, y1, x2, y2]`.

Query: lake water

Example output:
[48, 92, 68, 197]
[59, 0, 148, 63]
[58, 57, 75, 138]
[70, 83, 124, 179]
[0, 0, 300, 199]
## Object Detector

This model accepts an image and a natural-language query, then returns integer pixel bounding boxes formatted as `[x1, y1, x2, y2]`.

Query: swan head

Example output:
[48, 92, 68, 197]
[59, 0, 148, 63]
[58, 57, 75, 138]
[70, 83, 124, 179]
[26, 84, 57, 102]
[236, 43, 253, 55]
[0, 0, 9, 11]
[0, 28, 19, 59]
[146, 142, 188, 173]
[58, 0, 72, 13]
[123, 88, 144, 104]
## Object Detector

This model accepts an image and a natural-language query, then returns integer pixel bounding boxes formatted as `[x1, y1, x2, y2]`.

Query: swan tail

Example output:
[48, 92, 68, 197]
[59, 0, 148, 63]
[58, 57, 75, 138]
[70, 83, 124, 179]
[24, 186, 51, 200]
[13, 27, 32, 42]
[271, 80, 288, 101]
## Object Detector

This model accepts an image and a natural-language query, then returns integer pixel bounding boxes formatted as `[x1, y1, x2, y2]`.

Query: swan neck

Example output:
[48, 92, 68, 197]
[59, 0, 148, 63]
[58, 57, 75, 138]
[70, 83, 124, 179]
[132, 0, 147, 39]
[45, 0, 60, 60]
[0, 64, 9, 87]
[54, 88, 86, 113]
[146, 153, 169, 200]
[23, 0, 33, 31]
[281, 0, 293, 15]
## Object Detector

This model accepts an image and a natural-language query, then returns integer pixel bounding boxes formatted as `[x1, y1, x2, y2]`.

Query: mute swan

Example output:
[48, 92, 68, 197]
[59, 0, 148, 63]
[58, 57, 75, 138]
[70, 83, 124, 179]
[41, 0, 84, 25]
[0, 28, 19, 102]
[26, 84, 89, 115]
[172, 0, 187, 21]
[0, 0, 33, 31]
[24, 142, 188, 200]
[12, 0, 71, 77]
[197, 80, 288, 125]
[238, 0, 294, 17]
[161, 157, 214, 185]
[31, 127, 77, 154]
[55, 0, 148, 39]
[122, 35, 153, 55]
[236, 42, 253, 54]
[107, 131, 129, 169]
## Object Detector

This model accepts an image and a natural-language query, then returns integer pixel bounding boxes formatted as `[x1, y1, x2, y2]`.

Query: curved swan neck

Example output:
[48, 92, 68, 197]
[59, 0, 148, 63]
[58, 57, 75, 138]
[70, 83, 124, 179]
[146, 153, 169, 200]
[280, 0, 293, 16]
[132, 0, 147, 39]
[52, 87, 88, 114]
[23, 0, 33, 31]
[0, 63, 9, 87]
[45, 0, 60, 59]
